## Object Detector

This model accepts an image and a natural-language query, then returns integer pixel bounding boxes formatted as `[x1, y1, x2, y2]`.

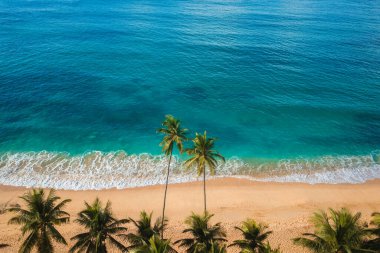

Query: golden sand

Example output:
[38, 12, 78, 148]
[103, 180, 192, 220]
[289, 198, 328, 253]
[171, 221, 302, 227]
[0, 178, 379, 252]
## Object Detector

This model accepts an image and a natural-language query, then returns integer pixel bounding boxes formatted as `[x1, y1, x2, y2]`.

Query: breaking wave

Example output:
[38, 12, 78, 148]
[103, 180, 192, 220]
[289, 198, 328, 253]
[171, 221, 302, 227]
[0, 151, 379, 190]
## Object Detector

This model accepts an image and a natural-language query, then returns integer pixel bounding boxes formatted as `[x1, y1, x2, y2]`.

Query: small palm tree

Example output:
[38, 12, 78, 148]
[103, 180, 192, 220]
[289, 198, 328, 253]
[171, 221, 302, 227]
[293, 208, 371, 253]
[364, 212, 380, 251]
[185, 131, 224, 213]
[126, 211, 166, 251]
[229, 219, 272, 253]
[70, 198, 128, 253]
[134, 235, 176, 253]
[157, 115, 188, 239]
[175, 212, 227, 253]
[8, 189, 71, 253]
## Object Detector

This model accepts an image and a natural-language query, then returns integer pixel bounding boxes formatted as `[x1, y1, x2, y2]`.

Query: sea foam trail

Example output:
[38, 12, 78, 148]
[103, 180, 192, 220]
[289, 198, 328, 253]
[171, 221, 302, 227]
[0, 151, 379, 190]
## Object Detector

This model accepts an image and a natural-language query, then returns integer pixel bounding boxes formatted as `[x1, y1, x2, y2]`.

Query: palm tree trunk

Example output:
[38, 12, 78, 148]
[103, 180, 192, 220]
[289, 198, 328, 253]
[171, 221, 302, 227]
[203, 166, 207, 213]
[161, 152, 172, 239]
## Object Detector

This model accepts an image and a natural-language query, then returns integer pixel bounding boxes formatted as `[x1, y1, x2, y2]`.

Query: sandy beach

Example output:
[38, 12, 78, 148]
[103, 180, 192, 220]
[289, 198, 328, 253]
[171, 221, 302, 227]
[0, 178, 379, 252]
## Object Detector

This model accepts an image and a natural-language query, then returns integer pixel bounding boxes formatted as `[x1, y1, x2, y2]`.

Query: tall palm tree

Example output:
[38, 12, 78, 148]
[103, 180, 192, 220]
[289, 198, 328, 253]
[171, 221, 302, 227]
[157, 115, 188, 239]
[126, 211, 166, 251]
[293, 208, 372, 253]
[134, 235, 176, 253]
[7, 189, 71, 253]
[70, 198, 128, 253]
[175, 212, 227, 253]
[229, 219, 272, 253]
[184, 131, 224, 213]
[364, 212, 380, 251]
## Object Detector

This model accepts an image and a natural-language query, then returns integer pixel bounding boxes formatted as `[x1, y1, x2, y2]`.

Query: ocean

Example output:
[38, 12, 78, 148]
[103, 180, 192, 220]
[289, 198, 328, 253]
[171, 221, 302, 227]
[0, 0, 380, 189]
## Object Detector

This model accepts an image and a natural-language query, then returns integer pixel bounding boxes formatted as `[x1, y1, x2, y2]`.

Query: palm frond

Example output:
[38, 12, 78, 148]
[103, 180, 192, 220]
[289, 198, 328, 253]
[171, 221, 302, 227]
[7, 189, 70, 253]
[229, 218, 272, 253]
[70, 198, 128, 253]
[175, 212, 226, 253]
[293, 208, 369, 253]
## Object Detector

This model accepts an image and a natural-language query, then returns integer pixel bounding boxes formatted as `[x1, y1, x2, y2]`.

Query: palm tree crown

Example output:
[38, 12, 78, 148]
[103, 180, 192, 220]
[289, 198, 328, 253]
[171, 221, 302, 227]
[293, 208, 370, 253]
[185, 131, 224, 176]
[126, 211, 166, 251]
[185, 131, 224, 212]
[158, 115, 188, 156]
[157, 115, 188, 239]
[8, 189, 71, 253]
[229, 219, 273, 253]
[70, 198, 128, 253]
[134, 235, 176, 253]
[175, 212, 227, 253]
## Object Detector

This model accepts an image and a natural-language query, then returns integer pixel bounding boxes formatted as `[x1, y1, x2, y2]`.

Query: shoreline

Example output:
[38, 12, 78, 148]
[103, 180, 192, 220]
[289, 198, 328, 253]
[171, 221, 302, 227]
[1, 151, 379, 190]
[1, 178, 379, 252]
[1, 176, 380, 191]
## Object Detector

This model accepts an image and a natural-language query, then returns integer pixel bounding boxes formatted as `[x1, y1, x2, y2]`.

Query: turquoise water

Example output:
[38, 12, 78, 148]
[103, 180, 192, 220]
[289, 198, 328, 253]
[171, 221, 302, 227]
[0, 0, 380, 188]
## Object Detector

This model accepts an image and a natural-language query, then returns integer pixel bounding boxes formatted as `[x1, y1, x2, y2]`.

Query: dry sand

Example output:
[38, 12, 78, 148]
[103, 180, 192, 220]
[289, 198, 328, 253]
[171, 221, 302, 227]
[0, 178, 379, 252]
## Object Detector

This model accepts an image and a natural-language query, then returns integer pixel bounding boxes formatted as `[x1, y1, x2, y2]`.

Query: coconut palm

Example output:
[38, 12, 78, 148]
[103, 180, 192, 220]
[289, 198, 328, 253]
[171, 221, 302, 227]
[7, 189, 70, 253]
[157, 115, 188, 239]
[184, 131, 224, 213]
[229, 219, 272, 253]
[134, 235, 176, 253]
[126, 211, 166, 251]
[293, 208, 371, 253]
[175, 212, 227, 253]
[70, 198, 128, 253]
[363, 212, 380, 251]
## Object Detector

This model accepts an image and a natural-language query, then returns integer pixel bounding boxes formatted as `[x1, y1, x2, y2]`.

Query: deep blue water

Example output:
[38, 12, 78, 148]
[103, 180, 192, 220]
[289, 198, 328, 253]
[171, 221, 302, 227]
[1, 0, 380, 160]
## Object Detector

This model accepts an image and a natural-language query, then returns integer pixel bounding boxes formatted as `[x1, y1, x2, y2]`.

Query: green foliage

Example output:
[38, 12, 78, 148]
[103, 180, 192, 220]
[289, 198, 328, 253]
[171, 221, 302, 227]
[363, 212, 380, 251]
[372, 213, 380, 227]
[70, 198, 128, 253]
[184, 131, 225, 177]
[175, 212, 227, 253]
[7, 189, 71, 253]
[229, 219, 273, 253]
[293, 208, 372, 253]
[261, 243, 282, 253]
[157, 115, 188, 156]
[210, 241, 227, 253]
[126, 211, 166, 251]
[133, 235, 176, 253]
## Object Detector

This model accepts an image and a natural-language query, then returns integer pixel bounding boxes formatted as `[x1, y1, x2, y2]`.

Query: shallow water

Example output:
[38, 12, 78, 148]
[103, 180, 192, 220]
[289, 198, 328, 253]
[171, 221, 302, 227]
[1, 0, 380, 188]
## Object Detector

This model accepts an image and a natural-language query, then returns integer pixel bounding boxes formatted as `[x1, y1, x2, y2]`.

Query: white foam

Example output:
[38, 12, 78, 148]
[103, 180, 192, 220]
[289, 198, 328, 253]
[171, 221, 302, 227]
[0, 151, 379, 190]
